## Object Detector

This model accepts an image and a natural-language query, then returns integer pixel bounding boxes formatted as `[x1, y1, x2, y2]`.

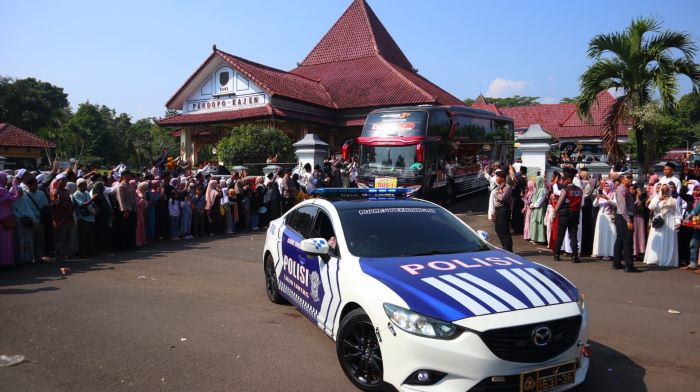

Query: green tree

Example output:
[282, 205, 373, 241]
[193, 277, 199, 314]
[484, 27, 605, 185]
[488, 95, 540, 107]
[677, 92, 700, 126]
[627, 103, 684, 158]
[578, 16, 700, 171]
[0, 76, 70, 133]
[464, 95, 540, 107]
[560, 97, 579, 104]
[217, 125, 293, 165]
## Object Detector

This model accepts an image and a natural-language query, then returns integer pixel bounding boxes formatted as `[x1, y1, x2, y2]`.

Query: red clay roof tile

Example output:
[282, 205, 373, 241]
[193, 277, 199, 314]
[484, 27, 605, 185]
[0, 123, 55, 148]
[300, 0, 412, 69]
[163, 0, 464, 118]
[486, 90, 631, 139]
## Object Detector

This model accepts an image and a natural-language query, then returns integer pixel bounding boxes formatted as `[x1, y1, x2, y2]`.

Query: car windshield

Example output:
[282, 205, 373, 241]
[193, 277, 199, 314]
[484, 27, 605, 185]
[338, 205, 489, 258]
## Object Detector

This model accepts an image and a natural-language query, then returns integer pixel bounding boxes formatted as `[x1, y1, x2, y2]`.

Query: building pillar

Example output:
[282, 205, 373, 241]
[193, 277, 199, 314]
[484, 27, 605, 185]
[516, 124, 554, 178]
[180, 128, 193, 164]
[293, 133, 329, 172]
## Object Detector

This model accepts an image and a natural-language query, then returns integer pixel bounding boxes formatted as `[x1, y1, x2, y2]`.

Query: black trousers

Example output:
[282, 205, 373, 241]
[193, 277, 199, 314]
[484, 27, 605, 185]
[555, 212, 580, 255]
[77, 220, 96, 258]
[494, 206, 513, 252]
[511, 197, 525, 234]
[613, 214, 634, 268]
[580, 203, 594, 256]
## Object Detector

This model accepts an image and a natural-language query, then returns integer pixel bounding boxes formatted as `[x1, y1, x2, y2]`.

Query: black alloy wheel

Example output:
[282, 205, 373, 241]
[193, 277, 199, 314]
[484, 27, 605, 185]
[264, 255, 285, 304]
[336, 308, 389, 391]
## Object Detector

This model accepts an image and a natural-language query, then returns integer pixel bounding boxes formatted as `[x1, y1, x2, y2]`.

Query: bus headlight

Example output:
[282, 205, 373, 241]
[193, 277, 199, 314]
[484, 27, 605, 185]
[383, 303, 460, 339]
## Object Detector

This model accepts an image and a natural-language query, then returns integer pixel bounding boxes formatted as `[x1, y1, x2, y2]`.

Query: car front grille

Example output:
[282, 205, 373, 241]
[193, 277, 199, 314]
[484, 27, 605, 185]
[478, 315, 582, 363]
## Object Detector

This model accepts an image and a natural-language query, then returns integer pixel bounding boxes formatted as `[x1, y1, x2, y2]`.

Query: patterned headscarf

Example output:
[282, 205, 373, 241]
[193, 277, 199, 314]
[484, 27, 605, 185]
[604, 180, 615, 196]
[532, 176, 547, 203]
[205, 179, 219, 210]
[525, 179, 536, 200]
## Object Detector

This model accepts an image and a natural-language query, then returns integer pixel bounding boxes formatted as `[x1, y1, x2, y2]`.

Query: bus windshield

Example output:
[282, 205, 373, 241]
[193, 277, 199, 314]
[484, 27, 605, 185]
[359, 145, 421, 176]
[362, 111, 428, 137]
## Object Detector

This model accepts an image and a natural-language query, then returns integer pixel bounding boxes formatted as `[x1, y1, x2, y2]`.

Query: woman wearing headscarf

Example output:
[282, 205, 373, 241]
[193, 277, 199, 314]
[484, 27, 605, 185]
[154, 180, 170, 241]
[146, 180, 159, 241]
[631, 183, 647, 259]
[205, 179, 223, 235]
[91, 181, 112, 254]
[528, 176, 548, 244]
[644, 183, 680, 267]
[135, 182, 149, 247]
[578, 171, 594, 257]
[592, 180, 617, 259]
[13, 178, 35, 265]
[546, 172, 561, 249]
[50, 174, 74, 263]
[510, 171, 526, 235]
[65, 182, 79, 257]
[0, 173, 19, 268]
[522, 179, 536, 241]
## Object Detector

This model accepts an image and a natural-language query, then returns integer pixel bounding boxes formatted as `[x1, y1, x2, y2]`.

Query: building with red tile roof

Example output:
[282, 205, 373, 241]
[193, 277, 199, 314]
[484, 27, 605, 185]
[0, 123, 55, 170]
[470, 92, 631, 159]
[157, 0, 465, 163]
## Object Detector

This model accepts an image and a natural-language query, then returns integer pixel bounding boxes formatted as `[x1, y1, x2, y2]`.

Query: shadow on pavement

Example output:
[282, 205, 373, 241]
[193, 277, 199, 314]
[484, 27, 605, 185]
[578, 341, 647, 392]
[0, 232, 266, 291]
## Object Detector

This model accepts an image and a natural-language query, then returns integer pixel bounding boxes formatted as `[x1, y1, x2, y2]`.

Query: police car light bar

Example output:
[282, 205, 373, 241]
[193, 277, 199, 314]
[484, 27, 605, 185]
[312, 188, 410, 197]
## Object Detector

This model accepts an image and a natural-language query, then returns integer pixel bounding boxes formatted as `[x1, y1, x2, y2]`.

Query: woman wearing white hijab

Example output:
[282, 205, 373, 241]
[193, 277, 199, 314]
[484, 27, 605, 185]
[644, 183, 680, 267]
[592, 180, 617, 259]
[205, 180, 223, 235]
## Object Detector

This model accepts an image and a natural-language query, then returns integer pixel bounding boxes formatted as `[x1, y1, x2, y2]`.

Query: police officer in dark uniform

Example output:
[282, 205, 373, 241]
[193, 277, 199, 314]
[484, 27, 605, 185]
[554, 168, 583, 263]
[493, 169, 513, 252]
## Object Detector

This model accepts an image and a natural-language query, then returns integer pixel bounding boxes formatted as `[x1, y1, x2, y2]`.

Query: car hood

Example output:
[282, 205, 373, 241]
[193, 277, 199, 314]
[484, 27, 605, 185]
[360, 250, 578, 322]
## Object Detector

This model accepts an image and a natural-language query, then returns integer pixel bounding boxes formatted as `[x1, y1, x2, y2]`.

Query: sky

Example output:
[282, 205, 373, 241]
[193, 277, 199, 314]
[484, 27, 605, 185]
[2, 0, 699, 121]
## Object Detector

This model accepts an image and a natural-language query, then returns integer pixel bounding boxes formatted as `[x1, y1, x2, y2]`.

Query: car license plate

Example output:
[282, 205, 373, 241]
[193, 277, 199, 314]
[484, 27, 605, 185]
[374, 177, 397, 188]
[520, 361, 576, 392]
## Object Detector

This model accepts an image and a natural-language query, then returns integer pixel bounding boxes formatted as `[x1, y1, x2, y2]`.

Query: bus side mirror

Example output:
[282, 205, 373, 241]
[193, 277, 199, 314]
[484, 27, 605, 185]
[342, 138, 356, 161]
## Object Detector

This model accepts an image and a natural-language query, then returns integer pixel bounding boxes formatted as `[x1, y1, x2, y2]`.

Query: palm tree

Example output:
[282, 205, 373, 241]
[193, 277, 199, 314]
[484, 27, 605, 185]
[578, 16, 700, 172]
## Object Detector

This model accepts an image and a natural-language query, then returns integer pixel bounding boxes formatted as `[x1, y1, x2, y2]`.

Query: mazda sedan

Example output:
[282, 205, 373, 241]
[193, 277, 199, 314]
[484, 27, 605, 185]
[262, 189, 589, 392]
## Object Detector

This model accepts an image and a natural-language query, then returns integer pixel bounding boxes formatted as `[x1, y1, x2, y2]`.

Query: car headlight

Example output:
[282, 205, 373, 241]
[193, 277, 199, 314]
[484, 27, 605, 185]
[383, 303, 461, 339]
[577, 291, 586, 313]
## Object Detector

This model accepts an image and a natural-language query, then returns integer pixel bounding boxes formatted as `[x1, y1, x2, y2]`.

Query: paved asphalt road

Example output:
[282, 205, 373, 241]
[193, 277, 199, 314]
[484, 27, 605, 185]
[1, 193, 698, 391]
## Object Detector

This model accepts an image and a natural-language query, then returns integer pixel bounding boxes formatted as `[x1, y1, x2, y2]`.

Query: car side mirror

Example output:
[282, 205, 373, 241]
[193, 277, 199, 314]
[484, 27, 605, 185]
[300, 238, 330, 261]
[476, 230, 490, 241]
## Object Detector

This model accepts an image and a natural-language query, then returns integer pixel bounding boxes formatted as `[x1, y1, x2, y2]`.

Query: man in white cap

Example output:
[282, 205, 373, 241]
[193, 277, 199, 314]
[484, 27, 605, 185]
[72, 178, 97, 258]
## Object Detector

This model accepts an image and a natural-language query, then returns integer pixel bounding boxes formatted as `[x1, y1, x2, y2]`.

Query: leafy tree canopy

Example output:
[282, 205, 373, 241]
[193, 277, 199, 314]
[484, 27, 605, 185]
[217, 125, 293, 165]
[463, 95, 540, 107]
[560, 97, 579, 104]
[0, 76, 70, 132]
[577, 16, 700, 169]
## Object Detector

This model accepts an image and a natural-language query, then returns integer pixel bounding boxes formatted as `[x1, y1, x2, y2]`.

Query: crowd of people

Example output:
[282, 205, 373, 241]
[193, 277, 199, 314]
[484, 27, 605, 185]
[0, 153, 359, 272]
[486, 160, 700, 274]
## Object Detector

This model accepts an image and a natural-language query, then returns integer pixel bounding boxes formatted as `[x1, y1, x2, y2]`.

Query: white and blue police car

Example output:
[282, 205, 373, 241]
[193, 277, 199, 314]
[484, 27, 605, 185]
[262, 189, 589, 392]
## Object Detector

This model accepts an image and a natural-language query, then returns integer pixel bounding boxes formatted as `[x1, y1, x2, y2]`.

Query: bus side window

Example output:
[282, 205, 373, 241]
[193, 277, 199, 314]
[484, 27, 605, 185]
[428, 110, 450, 139]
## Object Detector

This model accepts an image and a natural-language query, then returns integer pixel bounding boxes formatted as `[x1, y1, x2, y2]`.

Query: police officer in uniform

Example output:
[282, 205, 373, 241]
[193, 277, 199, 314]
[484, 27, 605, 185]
[554, 168, 583, 263]
[493, 169, 513, 252]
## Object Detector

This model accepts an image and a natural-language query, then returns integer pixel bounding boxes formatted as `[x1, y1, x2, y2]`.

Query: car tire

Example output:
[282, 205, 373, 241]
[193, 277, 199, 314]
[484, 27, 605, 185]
[336, 308, 390, 391]
[264, 254, 285, 304]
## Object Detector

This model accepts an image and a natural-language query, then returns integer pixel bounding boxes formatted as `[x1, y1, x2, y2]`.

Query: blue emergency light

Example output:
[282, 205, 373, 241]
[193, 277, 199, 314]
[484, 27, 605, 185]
[311, 188, 410, 197]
